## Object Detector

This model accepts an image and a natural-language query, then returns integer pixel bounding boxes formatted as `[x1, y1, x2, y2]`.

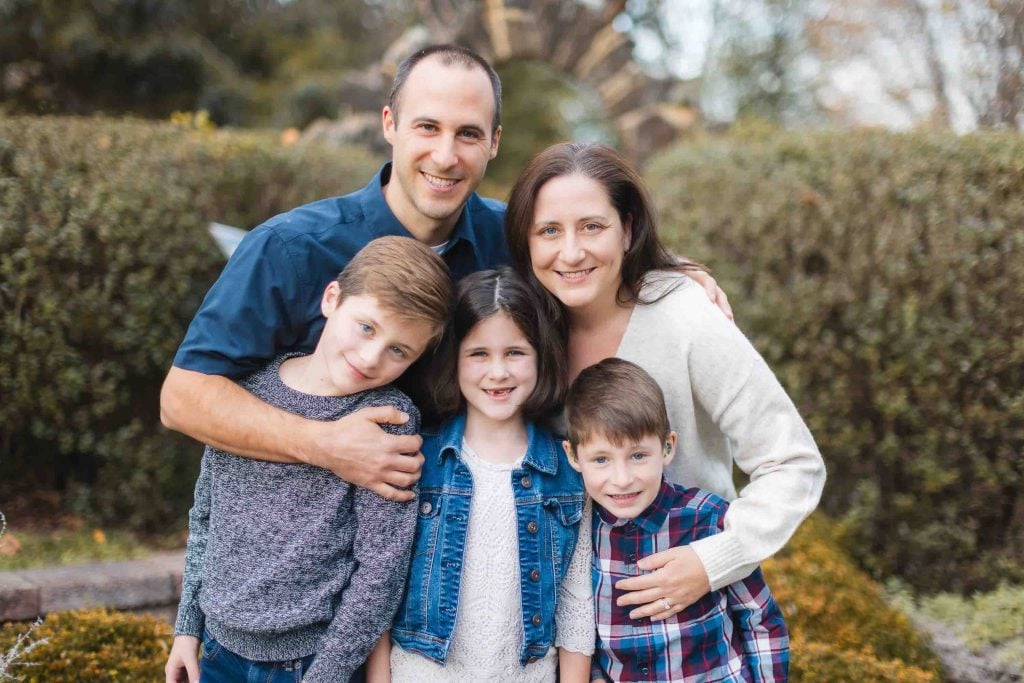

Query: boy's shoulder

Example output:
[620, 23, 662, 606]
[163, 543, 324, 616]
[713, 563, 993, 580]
[664, 483, 730, 529]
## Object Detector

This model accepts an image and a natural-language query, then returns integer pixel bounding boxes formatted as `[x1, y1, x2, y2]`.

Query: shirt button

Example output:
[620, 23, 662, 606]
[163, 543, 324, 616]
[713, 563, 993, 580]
[627, 553, 637, 564]
[419, 501, 432, 515]
[520, 475, 533, 489]
[530, 568, 541, 582]
[527, 521, 539, 534]
[531, 613, 542, 626]
[641, 665, 650, 675]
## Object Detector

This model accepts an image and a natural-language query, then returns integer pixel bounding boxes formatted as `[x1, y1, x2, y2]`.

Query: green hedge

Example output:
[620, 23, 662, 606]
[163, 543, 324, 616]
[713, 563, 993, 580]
[648, 129, 1024, 593]
[0, 115, 380, 530]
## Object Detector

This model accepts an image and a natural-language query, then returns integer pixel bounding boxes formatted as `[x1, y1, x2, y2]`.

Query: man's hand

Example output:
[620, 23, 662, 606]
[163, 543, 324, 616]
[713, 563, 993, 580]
[165, 635, 200, 683]
[614, 545, 711, 621]
[685, 269, 734, 321]
[304, 406, 424, 502]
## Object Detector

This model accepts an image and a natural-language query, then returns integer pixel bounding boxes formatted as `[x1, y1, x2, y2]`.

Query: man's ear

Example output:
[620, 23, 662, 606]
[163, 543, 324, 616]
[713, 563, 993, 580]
[489, 125, 502, 160]
[662, 431, 678, 466]
[563, 440, 582, 473]
[382, 106, 396, 145]
[321, 281, 342, 317]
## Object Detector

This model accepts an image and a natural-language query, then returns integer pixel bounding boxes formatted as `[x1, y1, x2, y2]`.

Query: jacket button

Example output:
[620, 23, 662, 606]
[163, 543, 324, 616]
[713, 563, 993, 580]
[520, 475, 532, 488]
[527, 521, 538, 534]
[420, 501, 432, 515]
[531, 613, 542, 626]
[527, 656, 539, 664]
[530, 568, 541, 582]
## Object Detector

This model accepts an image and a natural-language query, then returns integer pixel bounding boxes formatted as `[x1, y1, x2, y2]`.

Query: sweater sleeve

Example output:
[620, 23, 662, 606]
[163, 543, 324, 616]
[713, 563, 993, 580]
[174, 452, 212, 637]
[555, 498, 595, 655]
[681, 288, 826, 589]
[303, 412, 420, 683]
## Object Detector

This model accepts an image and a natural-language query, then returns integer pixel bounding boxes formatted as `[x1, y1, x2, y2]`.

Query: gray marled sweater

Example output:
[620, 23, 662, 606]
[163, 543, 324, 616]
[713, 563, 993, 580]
[173, 353, 419, 683]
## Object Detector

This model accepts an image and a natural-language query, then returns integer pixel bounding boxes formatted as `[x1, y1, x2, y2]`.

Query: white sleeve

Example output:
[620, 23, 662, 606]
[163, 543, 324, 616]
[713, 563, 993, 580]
[555, 498, 596, 655]
[682, 292, 826, 589]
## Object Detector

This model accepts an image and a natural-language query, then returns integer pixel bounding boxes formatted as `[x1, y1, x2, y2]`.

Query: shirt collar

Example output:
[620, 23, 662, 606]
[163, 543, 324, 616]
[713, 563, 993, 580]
[435, 414, 559, 475]
[596, 477, 676, 533]
[361, 162, 482, 252]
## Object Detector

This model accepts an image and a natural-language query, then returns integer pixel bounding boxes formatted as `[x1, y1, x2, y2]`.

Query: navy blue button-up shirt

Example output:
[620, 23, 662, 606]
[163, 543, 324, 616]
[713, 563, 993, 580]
[173, 163, 509, 378]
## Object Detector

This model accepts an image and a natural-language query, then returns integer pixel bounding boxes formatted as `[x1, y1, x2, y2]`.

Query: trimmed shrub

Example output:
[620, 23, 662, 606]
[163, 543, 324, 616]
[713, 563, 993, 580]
[0, 115, 380, 530]
[0, 609, 171, 682]
[648, 130, 1024, 593]
[764, 514, 943, 679]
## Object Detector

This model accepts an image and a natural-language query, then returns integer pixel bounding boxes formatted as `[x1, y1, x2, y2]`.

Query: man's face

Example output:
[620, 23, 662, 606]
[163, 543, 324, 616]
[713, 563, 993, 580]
[312, 286, 434, 396]
[382, 57, 501, 241]
[566, 431, 677, 520]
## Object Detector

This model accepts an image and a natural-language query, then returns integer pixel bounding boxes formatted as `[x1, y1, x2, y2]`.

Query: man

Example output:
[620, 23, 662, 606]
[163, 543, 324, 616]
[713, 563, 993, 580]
[161, 45, 730, 502]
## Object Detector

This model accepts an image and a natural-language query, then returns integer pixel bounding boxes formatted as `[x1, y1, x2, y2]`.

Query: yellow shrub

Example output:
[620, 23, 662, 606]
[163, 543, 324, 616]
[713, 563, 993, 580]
[765, 514, 944, 679]
[0, 608, 171, 682]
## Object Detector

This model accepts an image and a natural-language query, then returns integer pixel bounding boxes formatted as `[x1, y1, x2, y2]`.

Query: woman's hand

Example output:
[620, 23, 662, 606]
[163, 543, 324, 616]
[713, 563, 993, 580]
[165, 635, 200, 683]
[685, 269, 734, 321]
[614, 546, 711, 621]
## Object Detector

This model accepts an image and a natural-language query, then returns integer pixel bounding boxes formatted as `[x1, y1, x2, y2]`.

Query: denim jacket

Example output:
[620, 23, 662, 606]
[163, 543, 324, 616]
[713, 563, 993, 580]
[391, 413, 585, 666]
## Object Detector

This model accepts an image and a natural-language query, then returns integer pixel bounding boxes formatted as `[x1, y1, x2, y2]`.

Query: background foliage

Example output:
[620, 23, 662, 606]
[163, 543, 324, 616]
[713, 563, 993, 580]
[0, 116, 380, 530]
[648, 127, 1024, 593]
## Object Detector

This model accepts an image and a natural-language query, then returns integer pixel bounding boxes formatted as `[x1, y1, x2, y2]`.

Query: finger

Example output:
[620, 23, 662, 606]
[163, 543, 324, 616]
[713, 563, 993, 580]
[615, 585, 665, 607]
[626, 597, 675, 621]
[370, 481, 416, 503]
[382, 469, 419, 489]
[717, 288, 734, 321]
[648, 606, 678, 622]
[186, 657, 200, 683]
[165, 662, 182, 683]
[614, 567, 665, 590]
[358, 405, 411, 425]
[382, 432, 424, 456]
[634, 548, 675, 572]
[382, 448, 424, 471]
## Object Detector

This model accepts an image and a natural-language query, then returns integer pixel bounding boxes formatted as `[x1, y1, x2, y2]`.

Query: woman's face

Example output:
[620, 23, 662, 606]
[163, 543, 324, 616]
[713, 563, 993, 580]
[528, 174, 630, 314]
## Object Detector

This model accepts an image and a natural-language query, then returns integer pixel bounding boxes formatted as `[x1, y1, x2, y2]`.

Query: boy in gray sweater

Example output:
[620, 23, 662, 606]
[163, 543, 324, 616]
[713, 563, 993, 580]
[165, 236, 453, 683]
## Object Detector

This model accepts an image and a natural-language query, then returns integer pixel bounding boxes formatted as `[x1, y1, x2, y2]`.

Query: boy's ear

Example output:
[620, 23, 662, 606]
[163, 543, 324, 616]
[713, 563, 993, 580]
[321, 281, 342, 317]
[662, 431, 678, 466]
[562, 440, 582, 473]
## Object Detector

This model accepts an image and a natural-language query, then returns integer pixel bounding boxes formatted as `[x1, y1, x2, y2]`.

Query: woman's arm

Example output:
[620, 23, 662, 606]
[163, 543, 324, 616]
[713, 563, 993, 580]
[617, 284, 824, 618]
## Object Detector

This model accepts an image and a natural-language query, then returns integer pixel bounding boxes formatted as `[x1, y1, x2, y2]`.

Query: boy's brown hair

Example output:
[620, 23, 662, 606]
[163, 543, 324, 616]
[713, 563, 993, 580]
[334, 236, 452, 343]
[565, 358, 671, 449]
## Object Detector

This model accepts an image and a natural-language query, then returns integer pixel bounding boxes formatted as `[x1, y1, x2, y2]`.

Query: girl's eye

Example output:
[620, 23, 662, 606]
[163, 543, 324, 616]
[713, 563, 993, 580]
[390, 346, 407, 359]
[359, 323, 373, 335]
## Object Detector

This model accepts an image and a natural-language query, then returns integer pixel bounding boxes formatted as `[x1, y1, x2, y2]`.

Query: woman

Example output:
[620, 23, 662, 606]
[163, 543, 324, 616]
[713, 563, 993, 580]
[504, 142, 826, 619]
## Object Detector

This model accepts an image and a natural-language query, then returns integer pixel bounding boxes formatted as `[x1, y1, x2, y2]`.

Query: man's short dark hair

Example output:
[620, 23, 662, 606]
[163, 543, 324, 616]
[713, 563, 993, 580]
[388, 44, 502, 133]
[565, 358, 671, 448]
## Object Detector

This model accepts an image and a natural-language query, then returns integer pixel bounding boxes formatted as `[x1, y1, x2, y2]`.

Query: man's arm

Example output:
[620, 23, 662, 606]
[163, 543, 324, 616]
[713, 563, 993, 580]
[160, 367, 424, 501]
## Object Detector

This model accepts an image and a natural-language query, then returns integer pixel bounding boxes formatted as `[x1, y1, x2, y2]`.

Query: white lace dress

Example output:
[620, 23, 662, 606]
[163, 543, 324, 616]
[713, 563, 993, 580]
[390, 439, 594, 682]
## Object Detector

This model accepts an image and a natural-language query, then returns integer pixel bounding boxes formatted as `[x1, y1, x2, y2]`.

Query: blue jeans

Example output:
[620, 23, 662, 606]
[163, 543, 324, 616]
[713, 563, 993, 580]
[200, 630, 315, 683]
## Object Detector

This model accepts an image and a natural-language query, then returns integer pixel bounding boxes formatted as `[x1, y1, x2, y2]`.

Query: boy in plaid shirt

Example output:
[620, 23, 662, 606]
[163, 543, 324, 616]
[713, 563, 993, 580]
[563, 358, 789, 682]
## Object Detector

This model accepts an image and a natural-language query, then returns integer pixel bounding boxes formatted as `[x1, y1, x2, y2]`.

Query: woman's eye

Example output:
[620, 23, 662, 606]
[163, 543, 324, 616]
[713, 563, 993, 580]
[583, 222, 603, 232]
[541, 226, 558, 237]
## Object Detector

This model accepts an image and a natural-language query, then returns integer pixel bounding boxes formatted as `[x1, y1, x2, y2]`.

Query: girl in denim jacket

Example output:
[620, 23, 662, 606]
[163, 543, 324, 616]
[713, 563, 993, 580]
[367, 268, 595, 682]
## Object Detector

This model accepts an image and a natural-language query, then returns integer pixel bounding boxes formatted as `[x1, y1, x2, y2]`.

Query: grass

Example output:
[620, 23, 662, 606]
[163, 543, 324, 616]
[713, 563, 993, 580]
[0, 522, 183, 571]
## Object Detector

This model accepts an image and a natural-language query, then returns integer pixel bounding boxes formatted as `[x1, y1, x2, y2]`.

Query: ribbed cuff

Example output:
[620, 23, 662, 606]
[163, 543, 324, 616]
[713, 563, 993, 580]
[689, 531, 757, 591]
[303, 652, 355, 683]
[174, 602, 204, 638]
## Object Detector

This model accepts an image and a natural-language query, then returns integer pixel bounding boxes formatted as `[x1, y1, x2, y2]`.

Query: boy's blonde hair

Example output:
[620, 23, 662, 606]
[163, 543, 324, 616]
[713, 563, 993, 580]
[334, 236, 452, 343]
[565, 358, 671, 449]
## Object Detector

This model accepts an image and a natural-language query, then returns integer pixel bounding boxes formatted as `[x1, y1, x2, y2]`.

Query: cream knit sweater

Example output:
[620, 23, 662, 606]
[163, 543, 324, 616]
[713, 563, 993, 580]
[614, 272, 826, 590]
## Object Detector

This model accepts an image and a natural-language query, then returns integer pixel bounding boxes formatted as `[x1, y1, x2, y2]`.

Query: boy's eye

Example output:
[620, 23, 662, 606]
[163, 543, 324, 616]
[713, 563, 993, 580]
[630, 451, 649, 461]
[593, 456, 608, 465]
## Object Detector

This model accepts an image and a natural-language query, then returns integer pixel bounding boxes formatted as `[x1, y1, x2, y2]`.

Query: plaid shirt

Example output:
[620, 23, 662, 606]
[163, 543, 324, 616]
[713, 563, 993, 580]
[592, 479, 789, 682]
